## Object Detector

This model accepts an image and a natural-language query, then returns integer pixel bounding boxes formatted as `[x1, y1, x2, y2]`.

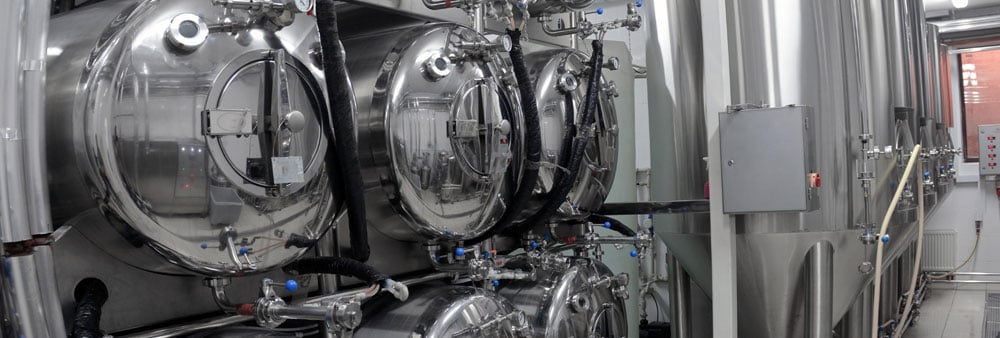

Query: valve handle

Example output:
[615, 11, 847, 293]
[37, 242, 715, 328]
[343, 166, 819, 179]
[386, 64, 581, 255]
[284, 280, 299, 292]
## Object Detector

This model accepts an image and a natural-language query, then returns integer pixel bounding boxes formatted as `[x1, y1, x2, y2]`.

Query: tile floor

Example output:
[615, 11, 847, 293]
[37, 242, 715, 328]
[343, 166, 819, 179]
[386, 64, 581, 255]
[905, 283, 997, 338]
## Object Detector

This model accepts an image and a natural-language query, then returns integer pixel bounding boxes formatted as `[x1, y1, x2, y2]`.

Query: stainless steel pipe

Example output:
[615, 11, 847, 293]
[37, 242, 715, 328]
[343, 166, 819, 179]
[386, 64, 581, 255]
[0, 0, 63, 336]
[806, 241, 834, 338]
[669, 254, 692, 338]
[930, 279, 1000, 284]
[123, 272, 453, 337]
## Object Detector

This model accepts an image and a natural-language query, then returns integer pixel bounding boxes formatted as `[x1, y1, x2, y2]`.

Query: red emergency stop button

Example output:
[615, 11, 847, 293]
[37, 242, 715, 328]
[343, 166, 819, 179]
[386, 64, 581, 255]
[809, 172, 821, 188]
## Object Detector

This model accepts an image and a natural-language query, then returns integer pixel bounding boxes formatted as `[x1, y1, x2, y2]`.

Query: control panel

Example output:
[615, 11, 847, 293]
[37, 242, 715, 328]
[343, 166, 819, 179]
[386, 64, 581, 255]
[979, 124, 1000, 176]
[719, 105, 820, 213]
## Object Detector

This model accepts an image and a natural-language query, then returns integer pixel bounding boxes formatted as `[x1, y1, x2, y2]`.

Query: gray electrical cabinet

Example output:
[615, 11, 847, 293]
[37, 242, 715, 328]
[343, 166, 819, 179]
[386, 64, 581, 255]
[980, 124, 1000, 176]
[719, 105, 820, 213]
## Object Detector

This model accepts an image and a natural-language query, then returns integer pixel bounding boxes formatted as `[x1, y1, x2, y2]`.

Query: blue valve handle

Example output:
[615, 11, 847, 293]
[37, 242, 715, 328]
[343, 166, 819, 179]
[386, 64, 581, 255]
[530, 241, 539, 250]
[238, 247, 249, 255]
[455, 247, 466, 257]
[636, 0, 643, 7]
[630, 250, 639, 257]
[492, 280, 500, 287]
[603, 221, 612, 229]
[483, 251, 491, 259]
[596, 7, 604, 14]
[200, 243, 208, 249]
[285, 280, 299, 292]
[881, 234, 890, 243]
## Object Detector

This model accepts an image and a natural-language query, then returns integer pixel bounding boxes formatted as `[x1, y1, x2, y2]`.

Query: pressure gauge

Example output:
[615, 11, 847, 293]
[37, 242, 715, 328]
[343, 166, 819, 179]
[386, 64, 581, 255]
[292, 0, 313, 13]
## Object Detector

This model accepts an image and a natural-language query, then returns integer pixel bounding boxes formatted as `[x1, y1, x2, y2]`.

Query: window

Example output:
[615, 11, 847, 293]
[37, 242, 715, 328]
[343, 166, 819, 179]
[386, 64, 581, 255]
[961, 49, 1000, 161]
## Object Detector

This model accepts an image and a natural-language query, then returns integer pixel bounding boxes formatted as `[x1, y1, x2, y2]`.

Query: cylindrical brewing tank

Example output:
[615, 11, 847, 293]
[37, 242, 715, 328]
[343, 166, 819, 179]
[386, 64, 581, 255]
[342, 23, 521, 242]
[650, 0, 921, 336]
[521, 49, 618, 219]
[355, 285, 530, 337]
[496, 256, 628, 337]
[45, 0, 338, 275]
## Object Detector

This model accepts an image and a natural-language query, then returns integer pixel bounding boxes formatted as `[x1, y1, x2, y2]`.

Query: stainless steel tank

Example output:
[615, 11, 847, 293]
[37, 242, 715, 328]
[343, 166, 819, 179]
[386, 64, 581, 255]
[521, 49, 617, 219]
[45, 0, 338, 276]
[496, 256, 628, 338]
[355, 285, 531, 337]
[648, 0, 927, 336]
[341, 23, 521, 242]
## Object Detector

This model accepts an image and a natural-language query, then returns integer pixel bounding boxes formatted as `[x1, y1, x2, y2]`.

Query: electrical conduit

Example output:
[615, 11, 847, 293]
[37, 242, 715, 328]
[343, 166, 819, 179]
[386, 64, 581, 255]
[871, 144, 921, 338]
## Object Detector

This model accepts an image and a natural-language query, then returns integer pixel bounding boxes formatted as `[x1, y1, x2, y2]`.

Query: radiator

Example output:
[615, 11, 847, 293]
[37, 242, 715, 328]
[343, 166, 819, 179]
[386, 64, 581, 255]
[922, 230, 957, 272]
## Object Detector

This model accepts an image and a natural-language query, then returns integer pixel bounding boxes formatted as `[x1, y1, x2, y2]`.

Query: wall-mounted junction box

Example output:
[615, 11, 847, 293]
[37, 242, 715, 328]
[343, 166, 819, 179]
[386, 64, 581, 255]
[979, 124, 1000, 176]
[719, 105, 820, 214]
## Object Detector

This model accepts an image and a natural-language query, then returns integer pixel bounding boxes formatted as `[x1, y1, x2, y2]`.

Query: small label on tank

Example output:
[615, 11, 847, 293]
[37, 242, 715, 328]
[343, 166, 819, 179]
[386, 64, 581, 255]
[271, 157, 305, 184]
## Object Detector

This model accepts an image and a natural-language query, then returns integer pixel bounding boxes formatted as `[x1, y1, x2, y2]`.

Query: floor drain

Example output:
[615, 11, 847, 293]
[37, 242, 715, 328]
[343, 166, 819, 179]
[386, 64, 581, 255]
[984, 293, 1000, 338]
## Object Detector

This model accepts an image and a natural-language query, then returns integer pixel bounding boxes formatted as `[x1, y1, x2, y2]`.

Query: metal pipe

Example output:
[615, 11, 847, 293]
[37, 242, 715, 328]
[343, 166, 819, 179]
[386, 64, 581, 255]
[596, 200, 711, 215]
[34, 246, 68, 338]
[3, 255, 54, 337]
[22, 0, 52, 236]
[1, 0, 33, 244]
[123, 272, 453, 337]
[806, 241, 834, 338]
[569, 11, 582, 49]
[206, 278, 238, 313]
[472, 3, 484, 33]
[422, 0, 451, 10]
[668, 254, 691, 338]
[930, 279, 1000, 284]
[119, 316, 252, 338]
[301, 272, 452, 306]
[268, 303, 331, 322]
[928, 271, 1000, 276]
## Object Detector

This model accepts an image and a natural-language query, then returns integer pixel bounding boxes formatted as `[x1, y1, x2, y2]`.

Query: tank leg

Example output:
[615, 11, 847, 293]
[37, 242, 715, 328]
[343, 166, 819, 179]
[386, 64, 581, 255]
[806, 241, 834, 338]
[669, 253, 692, 338]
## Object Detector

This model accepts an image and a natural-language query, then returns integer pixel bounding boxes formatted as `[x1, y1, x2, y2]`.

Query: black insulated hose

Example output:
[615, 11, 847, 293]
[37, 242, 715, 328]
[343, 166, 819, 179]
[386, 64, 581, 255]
[519, 40, 604, 232]
[284, 257, 388, 286]
[72, 278, 108, 338]
[315, 0, 370, 262]
[466, 29, 542, 245]
[587, 214, 637, 237]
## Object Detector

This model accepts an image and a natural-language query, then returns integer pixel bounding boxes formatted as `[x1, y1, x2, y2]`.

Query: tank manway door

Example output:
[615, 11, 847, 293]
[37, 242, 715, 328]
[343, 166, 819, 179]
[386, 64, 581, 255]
[205, 50, 318, 197]
[718, 105, 820, 213]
